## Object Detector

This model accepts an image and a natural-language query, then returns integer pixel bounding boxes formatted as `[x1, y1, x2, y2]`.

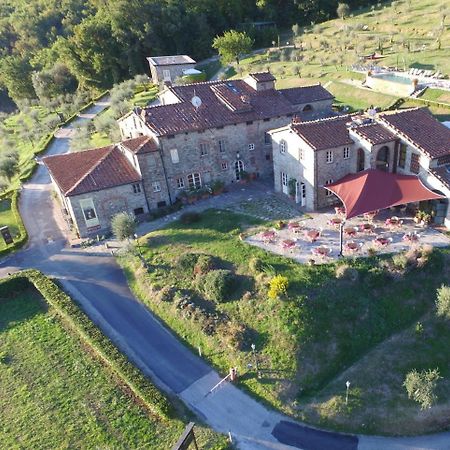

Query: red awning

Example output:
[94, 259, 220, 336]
[325, 169, 444, 220]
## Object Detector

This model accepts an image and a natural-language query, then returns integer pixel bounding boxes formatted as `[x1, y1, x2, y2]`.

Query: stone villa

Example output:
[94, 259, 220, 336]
[43, 71, 450, 237]
[147, 55, 196, 85]
[270, 107, 450, 227]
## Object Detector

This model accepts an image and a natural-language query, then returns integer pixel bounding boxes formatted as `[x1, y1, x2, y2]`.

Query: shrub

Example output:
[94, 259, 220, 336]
[335, 264, 358, 281]
[180, 212, 201, 224]
[403, 368, 441, 409]
[268, 275, 289, 300]
[218, 321, 246, 350]
[194, 254, 214, 275]
[249, 257, 264, 273]
[111, 212, 136, 240]
[436, 285, 450, 319]
[176, 253, 198, 274]
[200, 269, 235, 303]
[391, 253, 409, 271]
[158, 285, 176, 302]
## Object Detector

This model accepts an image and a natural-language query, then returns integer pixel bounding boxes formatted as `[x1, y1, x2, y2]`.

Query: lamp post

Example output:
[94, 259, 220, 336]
[345, 380, 351, 405]
[251, 343, 261, 379]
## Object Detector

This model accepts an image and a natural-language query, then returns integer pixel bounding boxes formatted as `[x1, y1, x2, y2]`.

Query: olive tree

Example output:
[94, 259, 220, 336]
[403, 368, 441, 409]
[212, 30, 254, 65]
[337, 3, 350, 20]
[111, 212, 136, 241]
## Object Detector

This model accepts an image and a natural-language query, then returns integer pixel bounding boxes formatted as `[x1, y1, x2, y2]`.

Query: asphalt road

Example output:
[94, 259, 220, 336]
[2, 100, 450, 450]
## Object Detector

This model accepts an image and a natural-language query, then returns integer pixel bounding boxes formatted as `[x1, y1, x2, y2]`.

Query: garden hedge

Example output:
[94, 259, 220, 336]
[4, 270, 172, 420]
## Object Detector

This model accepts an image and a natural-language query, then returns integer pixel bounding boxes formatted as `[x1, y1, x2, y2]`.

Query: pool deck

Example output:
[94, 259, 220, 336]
[245, 208, 450, 265]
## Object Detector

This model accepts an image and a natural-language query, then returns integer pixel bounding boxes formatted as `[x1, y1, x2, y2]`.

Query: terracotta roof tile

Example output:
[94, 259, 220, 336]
[44, 146, 141, 197]
[139, 80, 334, 136]
[351, 123, 398, 145]
[291, 115, 354, 150]
[379, 108, 450, 158]
[249, 72, 276, 82]
[120, 136, 158, 154]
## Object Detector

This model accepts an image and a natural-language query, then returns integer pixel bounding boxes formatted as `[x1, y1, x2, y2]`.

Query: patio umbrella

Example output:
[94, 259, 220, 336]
[325, 169, 444, 254]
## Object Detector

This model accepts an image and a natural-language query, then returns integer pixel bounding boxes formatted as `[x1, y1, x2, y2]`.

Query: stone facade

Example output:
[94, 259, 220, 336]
[147, 56, 196, 85]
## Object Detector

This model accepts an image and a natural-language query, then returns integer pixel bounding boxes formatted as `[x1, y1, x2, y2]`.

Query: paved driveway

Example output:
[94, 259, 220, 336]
[1, 100, 450, 450]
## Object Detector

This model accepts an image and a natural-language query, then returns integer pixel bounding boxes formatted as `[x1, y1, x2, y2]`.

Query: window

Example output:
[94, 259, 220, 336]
[246, 121, 253, 125]
[157, 201, 167, 208]
[248, 143, 255, 151]
[303, 104, 313, 112]
[325, 179, 334, 196]
[263, 118, 270, 122]
[299, 148, 304, 160]
[221, 161, 228, 170]
[176, 177, 185, 189]
[79, 198, 99, 227]
[301, 183, 306, 198]
[133, 183, 141, 193]
[162, 69, 171, 81]
[170, 149, 179, 164]
[398, 143, 407, 168]
[410, 153, 420, 174]
[265, 154, 271, 161]
[134, 207, 144, 216]
[200, 143, 208, 156]
[219, 140, 226, 153]
[281, 172, 288, 186]
[343, 147, 350, 159]
[187, 172, 202, 189]
[280, 140, 287, 154]
[326, 150, 333, 163]
[264, 132, 271, 145]
[152, 181, 161, 192]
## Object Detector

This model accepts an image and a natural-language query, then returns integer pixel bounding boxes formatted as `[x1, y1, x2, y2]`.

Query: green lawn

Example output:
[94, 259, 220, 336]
[120, 209, 450, 435]
[420, 88, 450, 104]
[0, 197, 19, 250]
[0, 281, 228, 449]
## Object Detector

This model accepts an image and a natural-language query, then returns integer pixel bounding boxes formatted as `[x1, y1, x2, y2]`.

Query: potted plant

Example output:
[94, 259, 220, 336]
[239, 170, 250, 183]
[211, 180, 225, 195]
[288, 178, 297, 199]
[421, 213, 432, 227]
[413, 210, 423, 224]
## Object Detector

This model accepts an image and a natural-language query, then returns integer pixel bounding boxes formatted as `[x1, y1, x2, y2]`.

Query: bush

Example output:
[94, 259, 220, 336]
[436, 285, 450, 319]
[200, 269, 235, 303]
[391, 253, 409, 271]
[111, 212, 136, 240]
[194, 254, 214, 275]
[176, 253, 199, 273]
[403, 368, 441, 409]
[335, 264, 358, 281]
[249, 257, 264, 273]
[180, 212, 201, 224]
[268, 275, 289, 300]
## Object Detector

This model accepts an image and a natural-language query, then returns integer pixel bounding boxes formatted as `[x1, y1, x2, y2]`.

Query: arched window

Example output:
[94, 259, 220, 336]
[376, 146, 389, 171]
[280, 140, 287, 154]
[303, 104, 313, 112]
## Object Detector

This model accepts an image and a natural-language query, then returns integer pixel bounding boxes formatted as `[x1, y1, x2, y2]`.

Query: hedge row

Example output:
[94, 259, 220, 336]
[6, 270, 173, 419]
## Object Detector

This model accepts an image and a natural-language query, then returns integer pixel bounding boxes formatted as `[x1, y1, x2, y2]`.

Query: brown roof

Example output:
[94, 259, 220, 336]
[121, 136, 158, 154]
[351, 123, 397, 145]
[249, 72, 276, 82]
[44, 145, 141, 197]
[280, 85, 334, 105]
[291, 115, 354, 150]
[138, 80, 334, 136]
[430, 166, 450, 190]
[379, 108, 450, 158]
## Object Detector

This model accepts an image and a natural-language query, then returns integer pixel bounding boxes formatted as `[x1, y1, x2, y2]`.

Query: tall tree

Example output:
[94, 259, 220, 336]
[212, 30, 254, 65]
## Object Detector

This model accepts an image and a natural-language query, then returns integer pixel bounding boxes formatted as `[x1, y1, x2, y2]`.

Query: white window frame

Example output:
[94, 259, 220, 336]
[170, 148, 179, 164]
[343, 147, 350, 159]
[132, 183, 141, 194]
[152, 181, 161, 193]
[299, 148, 304, 160]
[264, 132, 271, 145]
[79, 198, 99, 228]
[326, 150, 333, 164]
[187, 172, 202, 189]
[219, 140, 226, 153]
[200, 143, 208, 157]
[221, 161, 228, 171]
[325, 179, 334, 196]
[280, 140, 287, 154]
[281, 172, 288, 186]
[162, 69, 171, 81]
[176, 177, 185, 189]
[248, 143, 255, 151]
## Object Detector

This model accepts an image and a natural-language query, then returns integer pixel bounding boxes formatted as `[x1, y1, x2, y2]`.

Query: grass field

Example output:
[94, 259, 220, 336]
[0, 281, 227, 449]
[228, 0, 450, 116]
[0, 197, 19, 251]
[121, 209, 450, 435]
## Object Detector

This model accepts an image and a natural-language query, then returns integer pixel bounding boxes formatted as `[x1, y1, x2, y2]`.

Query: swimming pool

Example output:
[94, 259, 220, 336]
[372, 73, 413, 85]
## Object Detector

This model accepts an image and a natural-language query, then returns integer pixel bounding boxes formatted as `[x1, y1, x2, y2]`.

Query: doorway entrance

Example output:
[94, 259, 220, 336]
[235, 160, 244, 180]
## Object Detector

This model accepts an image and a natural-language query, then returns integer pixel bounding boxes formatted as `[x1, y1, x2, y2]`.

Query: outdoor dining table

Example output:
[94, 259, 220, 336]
[288, 222, 301, 230]
[305, 229, 320, 243]
[385, 216, 403, 228]
[360, 223, 375, 233]
[344, 240, 361, 253]
[344, 226, 358, 237]
[402, 232, 419, 244]
[363, 210, 378, 222]
[261, 230, 276, 243]
[312, 246, 332, 258]
[328, 217, 343, 228]
[373, 236, 392, 247]
[282, 239, 296, 250]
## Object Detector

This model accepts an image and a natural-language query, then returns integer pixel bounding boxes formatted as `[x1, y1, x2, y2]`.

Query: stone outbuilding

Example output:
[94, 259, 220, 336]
[147, 55, 196, 85]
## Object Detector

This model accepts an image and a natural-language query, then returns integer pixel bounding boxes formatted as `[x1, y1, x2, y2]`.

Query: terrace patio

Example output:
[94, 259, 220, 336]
[245, 207, 450, 264]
